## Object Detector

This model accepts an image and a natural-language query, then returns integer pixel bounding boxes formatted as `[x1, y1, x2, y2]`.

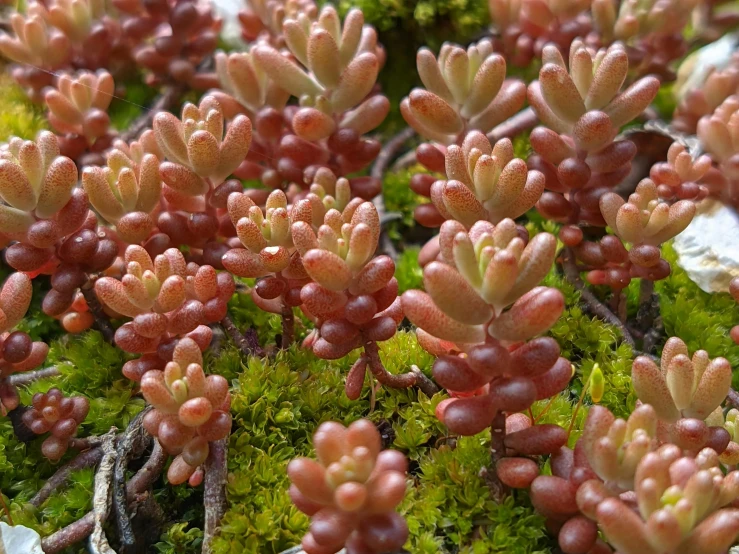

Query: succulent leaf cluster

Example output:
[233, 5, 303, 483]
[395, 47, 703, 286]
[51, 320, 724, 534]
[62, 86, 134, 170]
[288, 419, 409, 554]
[141, 337, 232, 484]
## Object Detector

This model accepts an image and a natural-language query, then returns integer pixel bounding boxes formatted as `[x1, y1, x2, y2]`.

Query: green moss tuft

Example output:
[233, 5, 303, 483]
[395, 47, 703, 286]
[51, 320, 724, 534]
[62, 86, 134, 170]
[657, 242, 739, 370]
[0, 72, 48, 141]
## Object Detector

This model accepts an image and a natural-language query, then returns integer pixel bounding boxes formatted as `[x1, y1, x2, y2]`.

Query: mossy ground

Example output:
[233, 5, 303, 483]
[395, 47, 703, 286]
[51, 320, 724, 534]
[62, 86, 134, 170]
[1, 18, 738, 554]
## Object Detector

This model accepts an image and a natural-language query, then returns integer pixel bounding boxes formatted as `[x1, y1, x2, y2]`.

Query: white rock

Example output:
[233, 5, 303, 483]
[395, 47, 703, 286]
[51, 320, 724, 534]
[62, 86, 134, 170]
[673, 199, 739, 293]
[0, 522, 44, 554]
[212, 0, 248, 49]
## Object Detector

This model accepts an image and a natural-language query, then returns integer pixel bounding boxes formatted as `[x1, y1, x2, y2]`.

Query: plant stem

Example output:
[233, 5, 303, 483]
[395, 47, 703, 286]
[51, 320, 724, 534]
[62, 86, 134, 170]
[220, 314, 264, 357]
[487, 107, 538, 142]
[0, 487, 13, 525]
[114, 408, 152, 553]
[81, 277, 115, 344]
[363, 340, 439, 397]
[7, 366, 60, 386]
[89, 431, 117, 554]
[202, 437, 228, 554]
[41, 441, 167, 554]
[280, 302, 294, 350]
[728, 388, 739, 411]
[561, 248, 636, 349]
[371, 127, 416, 261]
[485, 411, 509, 502]
[119, 84, 185, 143]
[31, 446, 105, 507]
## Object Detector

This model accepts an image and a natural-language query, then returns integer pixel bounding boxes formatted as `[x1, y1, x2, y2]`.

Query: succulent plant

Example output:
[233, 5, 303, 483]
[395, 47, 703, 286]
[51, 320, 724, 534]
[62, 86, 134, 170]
[44, 70, 116, 161]
[697, 94, 739, 208]
[288, 419, 409, 554]
[141, 337, 232, 485]
[127, 0, 222, 88]
[673, 56, 739, 134]
[594, 445, 739, 554]
[529, 41, 660, 226]
[632, 337, 732, 423]
[94, 245, 230, 378]
[0, 273, 49, 414]
[0, 131, 88, 269]
[82, 135, 163, 245]
[649, 142, 711, 203]
[579, 403, 658, 491]
[412, 131, 546, 228]
[489, 0, 593, 67]
[402, 38, 526, 144]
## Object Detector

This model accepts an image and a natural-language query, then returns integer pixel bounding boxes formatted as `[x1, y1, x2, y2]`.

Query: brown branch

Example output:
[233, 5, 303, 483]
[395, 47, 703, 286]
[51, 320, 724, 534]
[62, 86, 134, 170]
[119, 85, 185, 143]
[7, 366, 60, 386]
[371, 127, 416, 183]
[280, 302, 295, 350]
[483, 411, 509, 503]
[371, 127, 416, 261]
[31, 447, 105, 507]
[202, 437, 229, 554]
[41, 441, 167, 554]
[114, 408, 152, 553]
[81, 277, 114, 344]
[728, 388, 739, 411]
[220, 314, 264, 357]
[89, 431, 117, 554]
[364, 340, 439, 397]
[561, 248, 636, 349]
[487, 108, 538, 142]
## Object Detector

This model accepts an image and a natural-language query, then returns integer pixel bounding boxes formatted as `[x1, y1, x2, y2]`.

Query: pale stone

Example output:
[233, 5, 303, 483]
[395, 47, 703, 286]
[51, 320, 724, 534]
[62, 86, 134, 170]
[0, 522, 44, 554]
[212, 0, 248, 48]
[673, 198, 739, 293]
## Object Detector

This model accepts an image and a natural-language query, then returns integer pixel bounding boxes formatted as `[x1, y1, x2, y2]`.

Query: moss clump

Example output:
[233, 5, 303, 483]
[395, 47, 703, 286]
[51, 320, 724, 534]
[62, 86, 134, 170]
[395, 247, 424, 293]
[211, 329, 552, 554]
[657, 242, 739, 370]
[0, 71, 47, 141]
[107, 79, 158, 133]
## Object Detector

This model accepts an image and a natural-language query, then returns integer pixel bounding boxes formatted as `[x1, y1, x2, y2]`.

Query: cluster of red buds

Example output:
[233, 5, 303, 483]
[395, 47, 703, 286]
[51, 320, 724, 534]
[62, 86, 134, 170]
[288, 419, 409, 554]
[22, 388, 90, 461]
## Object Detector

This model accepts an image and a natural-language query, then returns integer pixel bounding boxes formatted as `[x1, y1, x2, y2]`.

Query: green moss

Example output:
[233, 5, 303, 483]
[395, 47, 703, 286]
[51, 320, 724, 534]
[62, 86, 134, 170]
[108, 79, 158, 132]
[657, 242, 739, 371]
[211, 330, 552, 553]
[395, 247, 424, 293]
[0, 72, 47, 141]
[383, 164, 428, 239]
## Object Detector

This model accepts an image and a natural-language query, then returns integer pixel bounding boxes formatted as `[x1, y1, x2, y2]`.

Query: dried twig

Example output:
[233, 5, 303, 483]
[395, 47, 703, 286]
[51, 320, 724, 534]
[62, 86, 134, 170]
[31, 447, 105, 507]
[89, 431, 117, 554]
[220, 314, 264, 357]
[487, 107, 538, 142]
[371, 127, 416, 183]
[7, 366, 61, 386]
[364, 341, 439, 397]
[81, 277, 115, 344]
[371, 127, 416, 261]
[114, 408, 152, 553]
[728, 388, 739, 411]
[119, 85, 185, 143]
[202, 438, 229, 554]
[560, 248, 636, 349]
[41, 441, 167, 554]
